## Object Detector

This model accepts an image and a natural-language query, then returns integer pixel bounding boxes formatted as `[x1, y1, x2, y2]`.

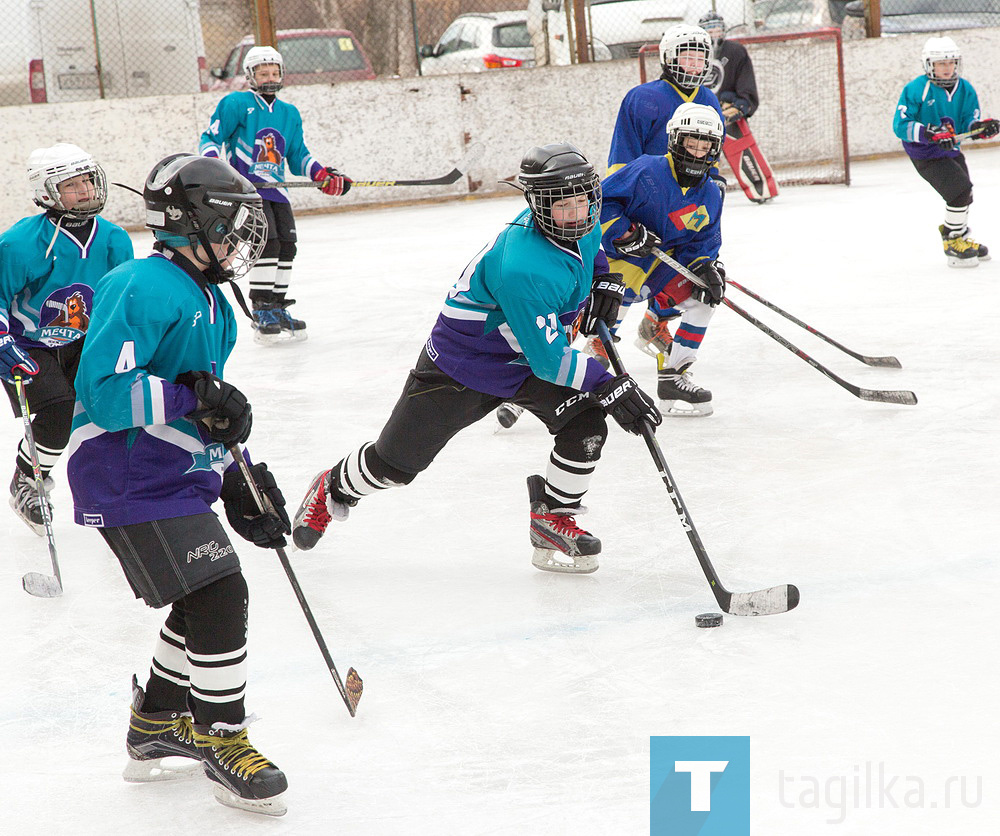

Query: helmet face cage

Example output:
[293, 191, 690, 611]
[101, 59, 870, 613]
[244, 47, 284, 94]
[698, 12, 726, 47]
[205, 198, 268, 281]
[524, 171, 602, 243]
[922, 38, 961, 85]
[659, 26, 712, 88]
[668, 106, 724, 184]
[30, 153, 108, 219]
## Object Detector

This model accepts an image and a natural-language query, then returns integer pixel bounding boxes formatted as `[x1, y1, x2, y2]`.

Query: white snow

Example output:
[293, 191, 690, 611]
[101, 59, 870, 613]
[4, 149, 999, 834]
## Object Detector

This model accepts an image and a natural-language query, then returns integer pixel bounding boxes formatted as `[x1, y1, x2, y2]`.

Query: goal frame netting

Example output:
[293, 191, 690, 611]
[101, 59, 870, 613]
[638, 28, 850, 187]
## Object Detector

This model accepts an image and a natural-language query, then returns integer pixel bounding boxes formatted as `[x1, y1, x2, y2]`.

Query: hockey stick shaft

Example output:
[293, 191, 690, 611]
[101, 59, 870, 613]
[649, 248, 917, 405]
[596, 322, 798, 616]
[726, 280, 901, 368]
[14, 376, 62, 598]
[229, 446, 362, 716]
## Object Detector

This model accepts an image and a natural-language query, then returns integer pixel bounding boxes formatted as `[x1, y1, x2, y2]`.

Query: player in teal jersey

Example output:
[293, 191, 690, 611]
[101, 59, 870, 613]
[0, 143, 133, 533]
[893, 36, 999, 267]
[292, 144, 660, 575]
[67, 154, 291, 816]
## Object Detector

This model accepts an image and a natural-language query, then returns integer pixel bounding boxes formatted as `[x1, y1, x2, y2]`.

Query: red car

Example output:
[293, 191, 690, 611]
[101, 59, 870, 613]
[210, 28, 376, 90]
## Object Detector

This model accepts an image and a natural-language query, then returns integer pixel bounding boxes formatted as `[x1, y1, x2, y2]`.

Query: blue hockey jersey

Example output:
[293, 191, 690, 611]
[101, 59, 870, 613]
[608, 80, 724, 173]
[600, 154, 723, 304]
[0, 214, 133, 348]
[199, 90, 325, 203]
[893, 76, 981, 161]
[67, 252, 244, 528]
[426, 208, 613, 398]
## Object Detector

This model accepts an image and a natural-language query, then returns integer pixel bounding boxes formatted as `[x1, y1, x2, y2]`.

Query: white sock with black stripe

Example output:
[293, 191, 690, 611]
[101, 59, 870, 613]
[18, 438, 62, 478]
[332, 442, 394, 501]
[944, 204, 970, 237]
[188, 643, 247, 714]
[149, 621, 190, 692]
[544, 449, 596, 509]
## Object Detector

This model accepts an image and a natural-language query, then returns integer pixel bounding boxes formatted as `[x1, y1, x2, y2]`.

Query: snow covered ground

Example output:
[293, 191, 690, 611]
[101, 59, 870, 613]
[4, 149, 999, 834]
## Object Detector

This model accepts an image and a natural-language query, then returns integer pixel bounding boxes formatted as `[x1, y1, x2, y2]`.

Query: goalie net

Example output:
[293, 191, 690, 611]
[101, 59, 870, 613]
[638, 28, 850, 187]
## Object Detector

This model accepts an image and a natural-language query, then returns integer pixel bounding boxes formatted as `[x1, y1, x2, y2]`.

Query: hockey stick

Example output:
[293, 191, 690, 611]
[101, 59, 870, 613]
[726, 280, 901, 368]
[596, 322, 798, 616]
[265, 142, 484, 190]
[228, 446, 363, 716]
[14, 376, 62, 598]
[649, 248, 918, 406]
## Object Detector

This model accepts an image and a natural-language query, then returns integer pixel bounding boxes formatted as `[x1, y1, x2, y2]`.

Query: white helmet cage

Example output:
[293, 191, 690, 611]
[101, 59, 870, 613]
[27, 143, 108, 219]
[243, 45, 285, 93]
[922, 37, 961, 85]
[666, 103, 724, 185]
[659, 24, 712, 89]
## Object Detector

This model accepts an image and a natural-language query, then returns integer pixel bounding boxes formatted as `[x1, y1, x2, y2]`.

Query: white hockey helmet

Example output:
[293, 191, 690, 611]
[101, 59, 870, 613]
[27, 143, 107, 219]
[243, 45, 284, 93]
[922, 36, 961, 83]
[658, 24, 712, 89]
[666, 102, 724, 185]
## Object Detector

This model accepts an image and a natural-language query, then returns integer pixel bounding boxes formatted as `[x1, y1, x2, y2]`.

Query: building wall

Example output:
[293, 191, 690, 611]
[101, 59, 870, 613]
[2, 28, 998, 229]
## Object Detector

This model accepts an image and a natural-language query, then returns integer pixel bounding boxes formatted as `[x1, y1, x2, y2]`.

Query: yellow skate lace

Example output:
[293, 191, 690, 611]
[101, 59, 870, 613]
[195, 727, 273, 778]
[129, 707, 196, 743]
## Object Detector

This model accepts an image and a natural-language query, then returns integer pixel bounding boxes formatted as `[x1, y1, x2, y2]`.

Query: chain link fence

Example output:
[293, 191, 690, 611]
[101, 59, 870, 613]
[2, 0, 998, 107]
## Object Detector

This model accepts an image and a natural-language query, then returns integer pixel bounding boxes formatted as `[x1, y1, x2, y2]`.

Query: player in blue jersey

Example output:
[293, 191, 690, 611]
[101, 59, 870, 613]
[67, 154, 291, 816]
[0, 143, 133, 534]
[200, 45, 353, 342]
[601, 103, 727, 417]
[893, 36, 999, 267]
[606, 23, 725, 364]
[291, 144, 660, 575]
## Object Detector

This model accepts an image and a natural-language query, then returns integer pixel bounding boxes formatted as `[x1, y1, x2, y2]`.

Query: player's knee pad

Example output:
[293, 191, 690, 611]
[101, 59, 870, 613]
[260, 237, 281, 260]
[554, 404, 608, 463]
[278, 240, 297, 263]
[362, 445, 418, 488]
[31, 399, 76, 448]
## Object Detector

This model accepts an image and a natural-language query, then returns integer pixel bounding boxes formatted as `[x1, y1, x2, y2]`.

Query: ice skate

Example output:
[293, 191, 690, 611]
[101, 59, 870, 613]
[495, 402, 524, 431]
[582, 334, 614, 370]
[527, 475, 600, 574]
[634, 310, 675, 358]
[656, 358, 713, 417]
[251, 302, 284, 344]
[9, 468, 52, 536]
[274, 299, 308, 342]
[938, 225, 980, 268]
[123, 675, 202, 782]
[193, 719, 288, 816]
[292, 469, 353, 551]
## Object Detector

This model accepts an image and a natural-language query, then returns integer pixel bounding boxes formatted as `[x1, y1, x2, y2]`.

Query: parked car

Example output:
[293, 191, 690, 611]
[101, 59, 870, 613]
[841, 0, 1000, 38]
[419, 11, 539, 74]
[211, 28, 375, 90]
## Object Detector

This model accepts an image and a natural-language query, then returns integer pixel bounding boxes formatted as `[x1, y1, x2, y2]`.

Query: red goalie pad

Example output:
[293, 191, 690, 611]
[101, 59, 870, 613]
[723, 117, 778, 204]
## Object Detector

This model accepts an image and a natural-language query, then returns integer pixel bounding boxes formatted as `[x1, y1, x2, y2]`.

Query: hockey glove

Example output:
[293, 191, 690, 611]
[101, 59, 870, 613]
[721, 102, 743, 123]
[970, 118, 1000, 140]
[926, 124, 955, 151]
[595, 374, 661, 435]
[579, 272, 626, 337]
[689, 260, 726, 307]
[613, 222, 662, 259]
[0, 335, 39, 384]
[313, 166, 352, 196]
[220, 463, 291, 549]
[177, 370, 252, 446]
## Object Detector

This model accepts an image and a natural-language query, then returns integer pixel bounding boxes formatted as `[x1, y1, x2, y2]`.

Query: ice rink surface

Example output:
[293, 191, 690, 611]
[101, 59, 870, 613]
[4, 149, 999, 834]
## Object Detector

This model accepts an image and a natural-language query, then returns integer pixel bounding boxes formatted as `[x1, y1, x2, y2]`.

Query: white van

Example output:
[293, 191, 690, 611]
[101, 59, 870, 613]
[0, 0, 208, 106]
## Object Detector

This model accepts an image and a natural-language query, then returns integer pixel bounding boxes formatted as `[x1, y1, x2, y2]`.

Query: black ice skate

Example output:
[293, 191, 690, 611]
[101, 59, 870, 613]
[527, 474, 600, 574]
[9, 468, 52, 536]
[274, 300, 308, 342]
[656, 358, 713, 417]
[292, 469, 354, 550]
[495, 402, 524, 430]
[123, 675, 202, 783]
[938, 225, 981, 268]
[193, 720, 288, 816]
[251, 302, 283, 344]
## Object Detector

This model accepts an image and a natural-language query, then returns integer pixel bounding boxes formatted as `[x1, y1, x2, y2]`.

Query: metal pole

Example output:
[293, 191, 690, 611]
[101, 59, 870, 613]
[89, 0, 106, 99]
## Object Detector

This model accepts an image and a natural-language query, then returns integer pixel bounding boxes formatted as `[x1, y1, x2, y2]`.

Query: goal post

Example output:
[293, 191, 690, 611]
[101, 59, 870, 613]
[638, 28, 850, 188]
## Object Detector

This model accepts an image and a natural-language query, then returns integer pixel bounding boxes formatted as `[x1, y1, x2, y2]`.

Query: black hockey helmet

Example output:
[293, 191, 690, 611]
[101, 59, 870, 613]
[698, 11, 726, 46]
[144, 154, 267, 284]
[516, 142, 601, 244]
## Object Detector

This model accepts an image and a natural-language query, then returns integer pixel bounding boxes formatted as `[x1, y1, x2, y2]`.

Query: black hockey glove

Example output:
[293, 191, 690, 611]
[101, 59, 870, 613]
[220, 463, 291, 549]
[579, 272, 626, 337]
[177, 370, 252, 446]
[970, 118, 1000, 140]
[926, 124, 955, 151]
[613, 222, 662, 258]
[689, 260, 726, 307]
[595, 374, 661, 435]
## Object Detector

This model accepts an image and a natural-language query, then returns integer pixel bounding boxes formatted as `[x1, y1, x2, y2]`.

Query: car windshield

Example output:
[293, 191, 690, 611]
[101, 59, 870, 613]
[280, 35, 368, 73]
[494, 22, 532, 48]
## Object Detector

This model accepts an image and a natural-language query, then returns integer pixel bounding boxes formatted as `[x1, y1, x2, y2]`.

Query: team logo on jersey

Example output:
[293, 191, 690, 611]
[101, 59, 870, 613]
[252, 130, 285, 178]
[36, 283, 94, 346]
[184, 443, 227, 475]
[668, 203, 710, 232]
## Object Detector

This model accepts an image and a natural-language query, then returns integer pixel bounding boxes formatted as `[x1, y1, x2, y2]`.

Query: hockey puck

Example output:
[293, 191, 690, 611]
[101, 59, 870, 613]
[695, 612, 724, 628]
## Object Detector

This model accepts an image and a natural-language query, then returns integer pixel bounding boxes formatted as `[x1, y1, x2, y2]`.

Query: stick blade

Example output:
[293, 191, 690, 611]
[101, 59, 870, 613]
[345, 667, 363, 716]
[724, 583, 799, 616]
[859, 388, 917, 405]
[23, 571, 62, 598]
[455, 142, 485, 175]
[861, 356, 902, 369]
